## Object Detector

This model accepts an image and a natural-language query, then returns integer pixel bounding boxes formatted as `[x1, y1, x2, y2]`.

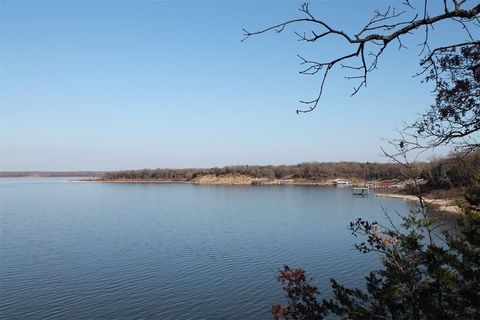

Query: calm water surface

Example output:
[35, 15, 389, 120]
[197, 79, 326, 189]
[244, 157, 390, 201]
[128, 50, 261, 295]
[0, 178, 411, 319]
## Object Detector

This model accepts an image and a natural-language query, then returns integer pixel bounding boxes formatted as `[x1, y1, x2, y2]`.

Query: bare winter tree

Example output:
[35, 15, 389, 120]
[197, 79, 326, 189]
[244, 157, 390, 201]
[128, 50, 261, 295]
[243, 1, 479, 151]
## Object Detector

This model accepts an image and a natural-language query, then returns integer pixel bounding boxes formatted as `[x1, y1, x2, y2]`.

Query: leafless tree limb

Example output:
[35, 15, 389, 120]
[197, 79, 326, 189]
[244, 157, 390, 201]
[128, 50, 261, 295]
[243, 1, 480, 113]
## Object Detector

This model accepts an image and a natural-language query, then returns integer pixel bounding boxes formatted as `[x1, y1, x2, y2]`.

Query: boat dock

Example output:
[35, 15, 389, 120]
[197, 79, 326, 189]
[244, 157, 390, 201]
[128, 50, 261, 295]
[353, 187, 369, 196]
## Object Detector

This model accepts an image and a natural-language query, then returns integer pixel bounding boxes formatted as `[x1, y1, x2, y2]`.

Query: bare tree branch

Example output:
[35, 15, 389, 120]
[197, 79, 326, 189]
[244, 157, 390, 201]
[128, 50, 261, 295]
[243, 1, 480, 113]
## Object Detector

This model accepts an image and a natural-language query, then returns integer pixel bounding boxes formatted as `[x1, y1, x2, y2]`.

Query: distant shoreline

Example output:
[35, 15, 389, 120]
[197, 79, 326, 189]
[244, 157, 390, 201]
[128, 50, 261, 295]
[0, 172, 103, 178]
[69, 177, 336, 186]
[70, 179, 191, 184]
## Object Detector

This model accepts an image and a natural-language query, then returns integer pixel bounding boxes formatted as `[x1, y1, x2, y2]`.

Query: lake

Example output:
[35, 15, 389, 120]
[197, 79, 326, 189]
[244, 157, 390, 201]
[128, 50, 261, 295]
[0, 178, 412, 319]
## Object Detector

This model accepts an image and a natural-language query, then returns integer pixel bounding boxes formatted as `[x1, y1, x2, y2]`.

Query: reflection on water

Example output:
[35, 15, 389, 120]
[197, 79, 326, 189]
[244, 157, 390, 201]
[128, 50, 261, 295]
[1, 179, 412, 319]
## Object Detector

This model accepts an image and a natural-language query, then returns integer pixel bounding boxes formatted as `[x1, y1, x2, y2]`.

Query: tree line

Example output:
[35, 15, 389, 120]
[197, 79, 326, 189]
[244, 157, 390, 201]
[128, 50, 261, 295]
[102, 150, 479, 189]
[103, 162, 413, 181]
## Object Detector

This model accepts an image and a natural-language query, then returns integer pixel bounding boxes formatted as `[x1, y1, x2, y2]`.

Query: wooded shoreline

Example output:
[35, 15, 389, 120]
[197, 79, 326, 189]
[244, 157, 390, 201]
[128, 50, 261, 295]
[71, 176, 337, 186]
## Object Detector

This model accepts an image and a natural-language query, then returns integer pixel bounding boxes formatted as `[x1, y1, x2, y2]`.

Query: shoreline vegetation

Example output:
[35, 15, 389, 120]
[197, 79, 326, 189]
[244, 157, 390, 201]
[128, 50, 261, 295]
[4, 151, 478, 214]
[75, 175, 341, 186]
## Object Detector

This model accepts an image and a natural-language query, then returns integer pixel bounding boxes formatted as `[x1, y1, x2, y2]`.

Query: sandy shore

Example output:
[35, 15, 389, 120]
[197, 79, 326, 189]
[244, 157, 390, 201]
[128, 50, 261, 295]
[376, 193, 461, 214]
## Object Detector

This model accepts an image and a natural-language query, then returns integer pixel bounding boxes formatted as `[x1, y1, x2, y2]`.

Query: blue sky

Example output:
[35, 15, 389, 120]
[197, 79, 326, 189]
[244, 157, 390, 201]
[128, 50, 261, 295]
[0, 0, 473, 170]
